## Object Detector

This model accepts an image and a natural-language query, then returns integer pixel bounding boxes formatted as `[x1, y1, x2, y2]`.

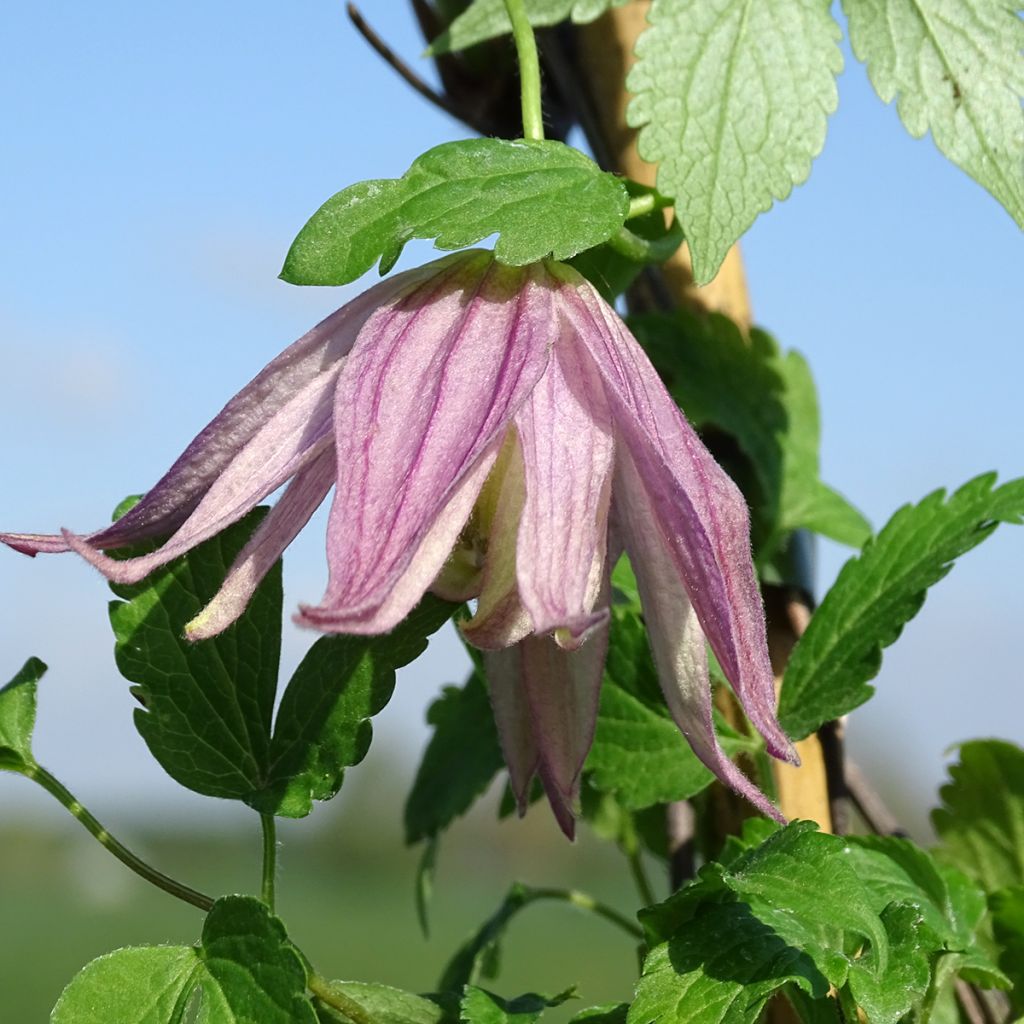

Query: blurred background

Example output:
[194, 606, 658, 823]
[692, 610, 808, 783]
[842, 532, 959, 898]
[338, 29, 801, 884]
[1, 2, 1021, 1019]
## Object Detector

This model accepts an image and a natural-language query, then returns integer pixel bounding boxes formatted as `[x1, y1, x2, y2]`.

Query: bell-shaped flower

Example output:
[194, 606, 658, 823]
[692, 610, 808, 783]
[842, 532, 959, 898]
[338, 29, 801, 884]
[2, 249, 796, 834]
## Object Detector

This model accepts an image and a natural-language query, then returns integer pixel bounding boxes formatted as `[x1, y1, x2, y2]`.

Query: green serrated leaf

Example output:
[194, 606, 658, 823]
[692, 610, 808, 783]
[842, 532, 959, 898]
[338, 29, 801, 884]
[991, 885, 1024, 1010]
[640, 823, 889, 986]
[428, 0, 628, 54]
[51, 947, 201, 1024]
[844, 835, 964, 945]
[587, 608, 753, 809]
[194, 897, 315, 1023]
[717, 818, 783, 867]
[629, 311, 869, 559]
[52, 897, 315, 1024]
[719, 824, 889, 984]
[569, 1005, 629, 1024]
[843, 0, 1024, 227]
[631, 824, 969, 1024]
[461, 987, 575, 1024]
[110, 509, 282, 801]
[627, 0, 843, 283]
[779, 474, 1024, 739]
[843, 903, 936, 1024]
[932, 739, 1024, 894]
[281, 139, 630, 286]
[251, 596, 455, 818]
[630, 902, 828, 1024]
[111, 497, 452, 815]
[0, 656, 46, 770]
[405, 668, 505, 844]
[314, 983, 451, 1024]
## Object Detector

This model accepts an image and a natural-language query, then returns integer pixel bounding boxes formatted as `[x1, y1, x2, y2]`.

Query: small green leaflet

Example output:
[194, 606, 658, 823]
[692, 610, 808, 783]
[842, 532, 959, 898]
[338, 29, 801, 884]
[312, 982, 450, 1024]
[627, 0, 843, 284]
[111, 509, 283, 802]
[630, 902, 828, 1024]
[428, 1, 628, 54]
[0, 656, 45, 770]
[569, 1006, 628, 1024]
[843, 835, 1008, 986]
[460, 986, 576, 1024]
[842, 904, 935, 1024]
[844, 835, 973, 946]
[110, 506, 455, 816]
[50, 896, 316, 1024]
[932, 739, 1024, 894]
[779, 474, 1024, 740]
[843, 0, 1024, 228]
[633, 823, 955, 1024]
[404, 669, 505, 844]
[629, 311, 869, 558]
[281, 139, 630, 286]
[771, 350, 872, 553]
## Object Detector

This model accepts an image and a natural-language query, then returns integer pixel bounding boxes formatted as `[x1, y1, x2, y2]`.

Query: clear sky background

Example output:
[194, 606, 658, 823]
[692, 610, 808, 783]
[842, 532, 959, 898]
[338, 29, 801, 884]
[1, 2, 1021, 840]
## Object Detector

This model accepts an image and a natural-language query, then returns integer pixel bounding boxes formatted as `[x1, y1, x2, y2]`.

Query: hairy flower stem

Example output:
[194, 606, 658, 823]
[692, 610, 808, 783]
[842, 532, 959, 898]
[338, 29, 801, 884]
[260, 812, 277, 911]
[309, 974, 381, 1024]
[503, 0, 544, 140]
[20, 762, 214, 912]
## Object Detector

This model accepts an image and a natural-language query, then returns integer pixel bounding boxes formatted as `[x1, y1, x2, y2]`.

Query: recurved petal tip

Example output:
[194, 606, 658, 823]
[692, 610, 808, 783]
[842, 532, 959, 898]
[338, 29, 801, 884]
[0, 532, 69, 556]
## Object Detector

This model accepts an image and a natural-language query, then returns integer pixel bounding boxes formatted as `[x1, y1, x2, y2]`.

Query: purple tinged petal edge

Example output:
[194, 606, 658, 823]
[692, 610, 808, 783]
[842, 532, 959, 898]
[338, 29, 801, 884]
[306, 254, 555, 627]
[185, 447, 336, 641]
[555, 265, 796, 765]
[614, 451, 786, 823]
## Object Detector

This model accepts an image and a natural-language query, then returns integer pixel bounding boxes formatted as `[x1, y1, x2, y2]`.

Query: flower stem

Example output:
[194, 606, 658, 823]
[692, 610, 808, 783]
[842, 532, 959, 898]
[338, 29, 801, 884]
[503, 0, 544, 141]
[627, 849, 657, 908]
[260, 813, 277, 911]
[309, 974, 380, 1024]
[524, 885, 643, 940]
[21, 762, 214, 912]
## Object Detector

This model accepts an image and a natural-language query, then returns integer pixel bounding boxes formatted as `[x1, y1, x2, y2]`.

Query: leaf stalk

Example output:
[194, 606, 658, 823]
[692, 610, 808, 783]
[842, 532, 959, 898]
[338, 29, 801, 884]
[20, 762, 214, 912]
[260, 812, 277, 911]
[309, 975, 381, 1024]
[503, 0, 545, 141]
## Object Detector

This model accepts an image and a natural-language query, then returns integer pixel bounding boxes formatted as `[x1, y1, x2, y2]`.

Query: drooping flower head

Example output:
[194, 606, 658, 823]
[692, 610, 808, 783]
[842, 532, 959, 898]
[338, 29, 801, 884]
[2, 250, 797, 834]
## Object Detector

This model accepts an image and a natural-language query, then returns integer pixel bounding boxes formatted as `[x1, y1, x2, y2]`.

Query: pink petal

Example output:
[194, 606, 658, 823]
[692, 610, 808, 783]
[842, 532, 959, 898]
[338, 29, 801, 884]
[615, 453, 785, 822]
[63, 363, 343, 584]
[485, 646, 540, 814]
[1, 265, 435, 559]
[556, 266, 795, 765]
[185, 447, 336, 641]
[513, 330, 614, 646]
[460, 432, 534, 651]
[302, 254, 554, 629]
[520, 626, 609, 840]
[297, 441, 499, 633]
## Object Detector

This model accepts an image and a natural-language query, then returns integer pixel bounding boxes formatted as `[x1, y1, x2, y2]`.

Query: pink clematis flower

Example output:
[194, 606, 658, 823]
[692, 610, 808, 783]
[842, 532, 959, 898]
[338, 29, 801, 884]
[2, 249, 796, 834]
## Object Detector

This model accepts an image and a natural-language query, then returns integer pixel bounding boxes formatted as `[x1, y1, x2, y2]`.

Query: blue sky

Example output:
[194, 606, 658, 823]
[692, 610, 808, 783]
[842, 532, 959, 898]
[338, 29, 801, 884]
[1, 2, 1021, 838]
